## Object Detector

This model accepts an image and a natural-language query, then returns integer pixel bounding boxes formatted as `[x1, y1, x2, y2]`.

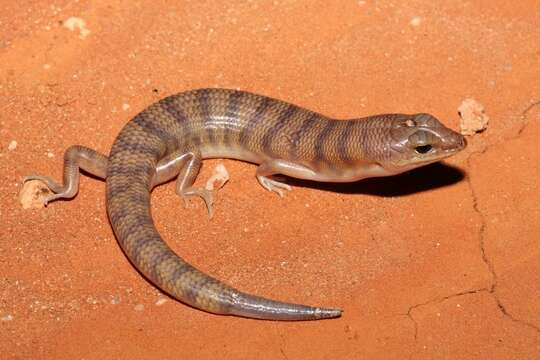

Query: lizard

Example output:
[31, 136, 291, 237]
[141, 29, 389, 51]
[24, 88, 466, 320]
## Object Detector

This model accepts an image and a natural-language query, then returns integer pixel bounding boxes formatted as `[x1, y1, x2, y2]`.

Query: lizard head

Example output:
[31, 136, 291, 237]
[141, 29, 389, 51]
[369, 113, 466, 174]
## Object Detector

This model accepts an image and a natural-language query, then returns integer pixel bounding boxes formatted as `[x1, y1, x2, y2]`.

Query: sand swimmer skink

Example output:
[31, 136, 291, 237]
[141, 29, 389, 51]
[24, 88, 466, 320]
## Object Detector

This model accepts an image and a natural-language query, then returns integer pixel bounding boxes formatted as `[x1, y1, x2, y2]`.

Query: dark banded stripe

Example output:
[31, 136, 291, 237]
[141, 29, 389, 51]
[131, 234, 162, 270]
[159, 97, 190, 139]
[142, 244, 181, 283]
[158, 96, 188, 123]
[223, 90, 245, 145]
[180, 271, 207, 305]
[132, 112, 174, 144]
[261, 104, 297, 156]
[168, 260, 197, 289]
[127, 188, 151, 208]
[107, 200, 133, 227]
[239, 96, 272, 146]
[337, 121, 356, 164]
[151, 251, 180, 285]
[288, 112, 318, 159]
[114, 139, 163, 161]
[314, 121, 337, 164]
[358, 121, 370, 159]
[197, 90, 215, 144]
[189, 133, 202, 148]
[106, 162, 154, 182]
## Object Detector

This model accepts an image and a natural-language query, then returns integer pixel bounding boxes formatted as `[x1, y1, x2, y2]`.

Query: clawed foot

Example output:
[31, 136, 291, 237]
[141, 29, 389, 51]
[180, 187, 215, 218]
[22, 175, 71, 205]
[257, 176, 291, 198]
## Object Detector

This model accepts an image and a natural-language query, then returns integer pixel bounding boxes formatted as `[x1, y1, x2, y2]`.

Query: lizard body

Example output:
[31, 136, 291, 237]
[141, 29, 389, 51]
[25, 88, 466, 320]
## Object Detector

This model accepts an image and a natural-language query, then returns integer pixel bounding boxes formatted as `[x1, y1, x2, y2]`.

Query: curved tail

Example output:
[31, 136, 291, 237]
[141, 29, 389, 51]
[105, 121, 341, 321]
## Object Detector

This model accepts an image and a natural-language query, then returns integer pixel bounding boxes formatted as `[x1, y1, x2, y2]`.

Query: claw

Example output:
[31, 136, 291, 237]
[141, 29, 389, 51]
[22, 175, 76, 203]
[180, 187, 215, 218]
[258, 176, 291, 197]
[23, 175, 64, 194]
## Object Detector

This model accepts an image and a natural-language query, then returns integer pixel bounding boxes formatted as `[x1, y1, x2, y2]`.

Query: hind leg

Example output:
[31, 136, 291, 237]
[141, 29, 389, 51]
[24, 145, 108, 205]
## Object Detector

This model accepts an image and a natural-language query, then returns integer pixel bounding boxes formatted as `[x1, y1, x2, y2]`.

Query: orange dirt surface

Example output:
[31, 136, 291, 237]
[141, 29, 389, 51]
[2, 1, 539, 359]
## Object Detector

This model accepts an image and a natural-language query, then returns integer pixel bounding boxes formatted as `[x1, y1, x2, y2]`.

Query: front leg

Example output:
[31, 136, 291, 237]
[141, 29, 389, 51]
[23, 145, 108, 205]
[256, 160, 317, 197]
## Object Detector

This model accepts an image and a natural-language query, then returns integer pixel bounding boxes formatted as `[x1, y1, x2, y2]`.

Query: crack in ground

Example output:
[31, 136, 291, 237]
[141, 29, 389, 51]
[465, 156, 540, 334]
[404, 288, 491, 340]
[517, 100, 540, 136]
[404, 288, 491, 360]
[275, 326, 290, 360]
[404, 100, 540, 357]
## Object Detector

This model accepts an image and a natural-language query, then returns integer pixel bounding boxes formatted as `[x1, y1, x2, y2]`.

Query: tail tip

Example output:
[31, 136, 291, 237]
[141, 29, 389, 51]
[317, 307, 343, 319]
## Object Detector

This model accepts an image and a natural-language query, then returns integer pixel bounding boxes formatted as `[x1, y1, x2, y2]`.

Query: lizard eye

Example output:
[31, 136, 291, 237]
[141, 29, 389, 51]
[414, 144, 433, 154]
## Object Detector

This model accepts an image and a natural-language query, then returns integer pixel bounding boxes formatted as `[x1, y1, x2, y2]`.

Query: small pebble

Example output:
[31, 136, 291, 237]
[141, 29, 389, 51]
[458, 98, 489, 135]
[1, 314, 14, 321]
[8, 140, 17, 151]
[410, 17, 422, 26]
[155, 298, 168, 306]
[110, 296, 121, 305]
[63, 17, 91, 39]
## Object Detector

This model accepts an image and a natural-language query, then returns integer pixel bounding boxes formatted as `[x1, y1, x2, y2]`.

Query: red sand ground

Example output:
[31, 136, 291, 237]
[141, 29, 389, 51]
[1, 1, 539, 359]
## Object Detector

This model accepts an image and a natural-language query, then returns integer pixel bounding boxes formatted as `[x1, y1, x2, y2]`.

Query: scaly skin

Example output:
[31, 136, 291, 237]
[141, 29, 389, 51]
[24, 88, 466, 320]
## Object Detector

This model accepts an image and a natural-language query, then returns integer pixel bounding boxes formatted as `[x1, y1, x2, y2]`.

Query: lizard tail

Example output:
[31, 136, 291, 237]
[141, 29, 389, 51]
[105, 117, 341, 320]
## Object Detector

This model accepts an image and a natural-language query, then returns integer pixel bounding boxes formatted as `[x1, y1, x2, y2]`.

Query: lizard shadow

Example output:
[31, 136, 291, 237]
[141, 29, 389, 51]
[285, 162, 466, 197]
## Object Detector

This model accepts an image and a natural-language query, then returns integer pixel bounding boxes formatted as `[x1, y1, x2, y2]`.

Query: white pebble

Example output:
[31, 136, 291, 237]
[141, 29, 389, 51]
[63, 17, 91, 39]
[155, 298, 168, 306]
[410, 17, 422, 26]
[110, 296, 121, 305]
[458, 98, 489, 135]
[8, 140, 17, 151]
[1, 314, 14, 321]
